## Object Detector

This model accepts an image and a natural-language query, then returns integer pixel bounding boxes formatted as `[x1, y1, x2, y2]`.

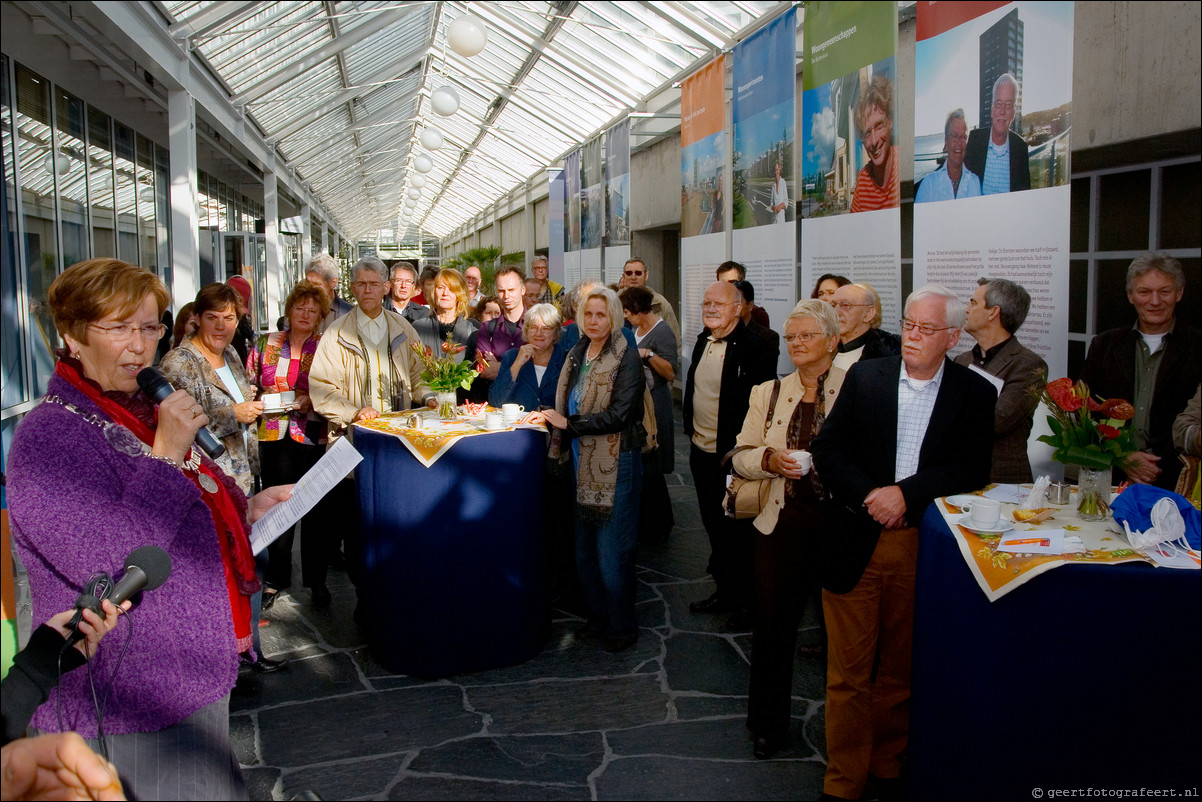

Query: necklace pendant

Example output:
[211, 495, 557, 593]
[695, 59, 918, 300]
[199, 473, 220, 494]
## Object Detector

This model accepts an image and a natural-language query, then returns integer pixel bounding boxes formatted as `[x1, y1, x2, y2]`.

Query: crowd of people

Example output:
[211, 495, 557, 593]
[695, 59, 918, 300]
[4, 248, 1197, 800]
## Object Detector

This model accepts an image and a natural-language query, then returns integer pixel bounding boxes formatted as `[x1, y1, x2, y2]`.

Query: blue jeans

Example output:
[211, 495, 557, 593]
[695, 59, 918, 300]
[574, 449, 643, 639]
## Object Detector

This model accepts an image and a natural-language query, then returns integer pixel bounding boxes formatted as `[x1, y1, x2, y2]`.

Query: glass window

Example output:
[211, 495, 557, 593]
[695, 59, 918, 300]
[1159, 161, 1201, 250]
[114, 122, 138, 265]
[136, 133, 156, 271]
[1098, 169, 1150, 252]
[87, 105, 115, 257]
[15, 64, 58, 392]
[54, 88, 88, 268]
[2, 55, 29, 408]
[155, 144, 171, 295]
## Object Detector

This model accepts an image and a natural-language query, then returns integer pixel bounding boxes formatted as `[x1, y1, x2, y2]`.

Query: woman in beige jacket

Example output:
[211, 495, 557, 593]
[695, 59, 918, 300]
[730, 298, 844, 760]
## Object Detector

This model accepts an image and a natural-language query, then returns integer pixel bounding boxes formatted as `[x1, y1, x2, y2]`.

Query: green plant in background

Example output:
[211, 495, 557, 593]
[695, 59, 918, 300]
[443, 245, 503, 292]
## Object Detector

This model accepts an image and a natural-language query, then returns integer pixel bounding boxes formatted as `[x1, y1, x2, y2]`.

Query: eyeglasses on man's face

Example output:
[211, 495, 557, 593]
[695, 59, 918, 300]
[624, 269, 645, 277]
[900, 319, 952, 337]
[353, 280, 386, 291]
[832, 302, 870, 311]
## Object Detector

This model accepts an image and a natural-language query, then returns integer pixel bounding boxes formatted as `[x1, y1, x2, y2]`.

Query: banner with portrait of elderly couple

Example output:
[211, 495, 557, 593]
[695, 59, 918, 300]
[912, 0, 1073, 380]
[799, 0, 903, 330]
[732, 6, 798, 376]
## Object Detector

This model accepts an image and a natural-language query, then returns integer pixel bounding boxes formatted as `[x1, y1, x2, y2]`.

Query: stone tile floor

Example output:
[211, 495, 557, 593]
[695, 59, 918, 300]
[236, 416, 831, 801]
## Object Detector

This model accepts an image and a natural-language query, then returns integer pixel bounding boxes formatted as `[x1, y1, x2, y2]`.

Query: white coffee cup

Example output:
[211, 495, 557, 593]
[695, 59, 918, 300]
[485, 411, 505, 429]
[789, 449, 813, 475]
[969, 497, 1001, 528]
[502, 403, 524, 422]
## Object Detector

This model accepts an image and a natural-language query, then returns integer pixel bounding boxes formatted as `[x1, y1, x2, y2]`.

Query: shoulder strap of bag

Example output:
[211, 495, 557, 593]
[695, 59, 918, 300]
[721, 379, 781, 468]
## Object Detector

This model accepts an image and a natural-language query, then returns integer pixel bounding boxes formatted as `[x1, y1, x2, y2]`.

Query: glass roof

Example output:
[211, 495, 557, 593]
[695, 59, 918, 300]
[160, 1, 786, 241]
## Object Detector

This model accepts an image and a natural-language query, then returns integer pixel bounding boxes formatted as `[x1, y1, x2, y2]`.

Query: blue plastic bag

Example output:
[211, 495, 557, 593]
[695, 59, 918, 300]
[1110, 484, 1201, 550]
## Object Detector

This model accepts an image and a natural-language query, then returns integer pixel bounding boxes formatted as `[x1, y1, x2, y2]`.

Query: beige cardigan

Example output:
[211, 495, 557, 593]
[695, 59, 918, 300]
[730, 367, 845, 535]
[309, 307, 432, 441]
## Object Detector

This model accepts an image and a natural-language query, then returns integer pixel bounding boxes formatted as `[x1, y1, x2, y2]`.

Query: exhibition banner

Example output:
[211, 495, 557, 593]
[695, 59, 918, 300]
[913, 0, 1074, 475]
[547, 168, 564, 287]
[580, 135, 603, 279]
[800, 1, 902, 328]
[563, 147, 581, 289]
[680, 55, 726, 360]
[603, 119, 631, 284]
[733, 6, 797, 374]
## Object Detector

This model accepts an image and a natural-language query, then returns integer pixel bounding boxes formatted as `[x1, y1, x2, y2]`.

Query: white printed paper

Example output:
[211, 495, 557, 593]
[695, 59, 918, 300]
[250, 437, 363, 554]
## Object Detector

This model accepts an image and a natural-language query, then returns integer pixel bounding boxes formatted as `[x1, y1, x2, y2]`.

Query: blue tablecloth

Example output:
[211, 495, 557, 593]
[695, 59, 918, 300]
[910, 504, 1201, 799]
[353, 425, 549, 678]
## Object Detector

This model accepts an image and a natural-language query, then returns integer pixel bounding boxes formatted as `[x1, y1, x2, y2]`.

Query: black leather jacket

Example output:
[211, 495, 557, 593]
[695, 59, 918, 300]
[558, 334, 646, 452]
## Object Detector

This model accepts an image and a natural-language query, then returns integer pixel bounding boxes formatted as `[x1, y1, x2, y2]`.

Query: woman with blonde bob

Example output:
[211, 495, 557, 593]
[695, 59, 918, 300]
[730, 298, 845, 760]
[528, 286, 647, 653]
[410, 269, 480, 369]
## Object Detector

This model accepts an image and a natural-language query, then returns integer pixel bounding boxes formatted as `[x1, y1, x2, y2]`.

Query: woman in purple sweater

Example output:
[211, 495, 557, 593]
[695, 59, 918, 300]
[6, 259, 291, 800]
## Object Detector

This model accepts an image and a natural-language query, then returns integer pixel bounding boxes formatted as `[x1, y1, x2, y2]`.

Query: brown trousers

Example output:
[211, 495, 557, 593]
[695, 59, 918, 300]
[822, 526, 919, 799]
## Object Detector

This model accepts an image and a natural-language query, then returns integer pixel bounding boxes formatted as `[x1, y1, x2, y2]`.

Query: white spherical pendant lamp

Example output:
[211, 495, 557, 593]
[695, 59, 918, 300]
[448, 15, 488, 57]
[410, 174, 427, 189]
[430, 85, 460, 117]
[407, 187, 422, 200]
[404, 198, 417, 209]
[419, 127, 444, 151]
[413, 153, 434, 174]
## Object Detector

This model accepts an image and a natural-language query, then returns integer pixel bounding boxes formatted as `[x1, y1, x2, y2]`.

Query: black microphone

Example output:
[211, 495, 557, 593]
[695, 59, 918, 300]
[137, 367, 226, 459]
[68, 546, 172, 646]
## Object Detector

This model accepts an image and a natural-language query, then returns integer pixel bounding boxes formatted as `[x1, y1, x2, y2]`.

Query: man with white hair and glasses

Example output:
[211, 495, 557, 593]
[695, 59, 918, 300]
[812, 284, 995, 801]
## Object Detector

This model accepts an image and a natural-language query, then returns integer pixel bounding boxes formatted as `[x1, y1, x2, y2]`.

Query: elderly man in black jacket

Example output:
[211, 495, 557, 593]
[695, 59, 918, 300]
[831, 282, 900, 374]
[684, 281, 779, 631]
[812, 285, 995, 801]
[1079, 252, 1201, 489]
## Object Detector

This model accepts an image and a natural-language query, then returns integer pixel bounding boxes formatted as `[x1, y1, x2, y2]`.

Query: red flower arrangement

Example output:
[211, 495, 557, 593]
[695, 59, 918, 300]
[1037, 378, 1136, 470]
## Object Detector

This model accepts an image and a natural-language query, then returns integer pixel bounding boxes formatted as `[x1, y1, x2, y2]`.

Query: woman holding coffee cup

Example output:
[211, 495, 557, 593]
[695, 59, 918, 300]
[729, 298, 845, 760]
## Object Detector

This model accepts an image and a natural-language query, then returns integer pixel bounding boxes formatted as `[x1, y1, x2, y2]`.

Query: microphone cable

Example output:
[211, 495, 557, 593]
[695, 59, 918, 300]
[54, 571, 136, 762]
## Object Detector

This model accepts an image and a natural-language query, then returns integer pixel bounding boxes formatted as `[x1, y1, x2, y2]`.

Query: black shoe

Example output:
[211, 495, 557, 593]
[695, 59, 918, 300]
[575, 625, 603, 641]
[753, 735, 786, 760]
[722, 608, 753, 633]
[603, 634, 638, 653]
[689, 593, 734, 614]
[261, 589, 281, 611]
[311, 585, 331, 608]
[250, 656, 288, 674]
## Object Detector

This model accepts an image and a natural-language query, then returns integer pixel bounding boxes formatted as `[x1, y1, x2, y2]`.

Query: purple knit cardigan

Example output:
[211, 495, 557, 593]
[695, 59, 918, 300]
[6, 374, 239, 736]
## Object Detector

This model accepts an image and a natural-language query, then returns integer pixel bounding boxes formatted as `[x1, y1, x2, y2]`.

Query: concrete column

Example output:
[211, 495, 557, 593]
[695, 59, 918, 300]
[263, 171, 282, 322]
[168, 87, 199, 312]
[321, 222, 330, 255]
[301, 202, 313, 265]
[524, 179, 536, 265]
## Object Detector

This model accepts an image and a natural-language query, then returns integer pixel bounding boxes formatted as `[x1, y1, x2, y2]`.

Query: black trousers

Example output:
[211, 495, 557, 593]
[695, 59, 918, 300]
[746, 498, 821, 741]
[303, 475, 360, 591]
[689, 444, 752, 607]
[257, 437, 323, 590]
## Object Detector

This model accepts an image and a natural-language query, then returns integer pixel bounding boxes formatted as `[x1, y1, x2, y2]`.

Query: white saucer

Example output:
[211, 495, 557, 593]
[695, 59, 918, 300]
[946, 494, 979, 509]
[262, 406, 292, 415]
[956, 515, 1014, 534]
[483, 423, 506, 431]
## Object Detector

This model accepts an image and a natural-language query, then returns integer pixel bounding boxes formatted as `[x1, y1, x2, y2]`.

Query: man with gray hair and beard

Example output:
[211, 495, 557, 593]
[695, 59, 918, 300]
[956, 277, 1047, 483]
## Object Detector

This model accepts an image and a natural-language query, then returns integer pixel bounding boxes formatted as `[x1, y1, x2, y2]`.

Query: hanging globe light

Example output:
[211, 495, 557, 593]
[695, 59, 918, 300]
[419, 127, 444, 151]
[410, 174, 427, 189]
[430, 85, 460, 117]
[404, 198, 417, 209]
[413, 153, 434, 174]
[43, 152, 73, 175]
[407, 187, 422, 200]
[447, 15, 488, 57]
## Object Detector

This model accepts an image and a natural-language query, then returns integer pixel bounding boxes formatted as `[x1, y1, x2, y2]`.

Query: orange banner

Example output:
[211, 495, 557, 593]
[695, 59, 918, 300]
[681, 55, 725, 147]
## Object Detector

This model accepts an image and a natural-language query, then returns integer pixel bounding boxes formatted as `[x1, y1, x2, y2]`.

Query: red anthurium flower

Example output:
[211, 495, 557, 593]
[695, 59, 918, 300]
[1098, 424, 1121, 440]
[1046, 378, 1081, 412]
[1105, 400, 1135, 421]
[1086, 397, 1105, 412]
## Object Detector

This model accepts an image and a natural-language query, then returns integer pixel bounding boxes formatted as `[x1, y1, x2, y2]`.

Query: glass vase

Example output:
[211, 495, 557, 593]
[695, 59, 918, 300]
[435, 391, 458, 420]
[1075, 465, 1113, 521]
